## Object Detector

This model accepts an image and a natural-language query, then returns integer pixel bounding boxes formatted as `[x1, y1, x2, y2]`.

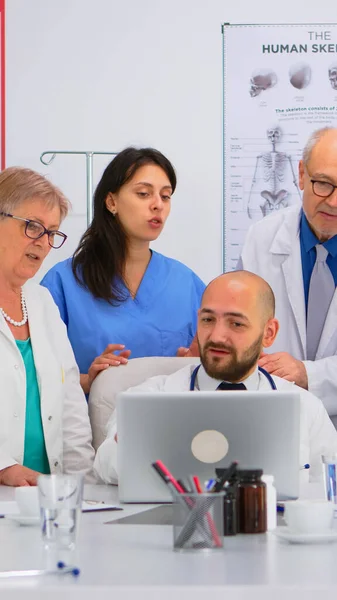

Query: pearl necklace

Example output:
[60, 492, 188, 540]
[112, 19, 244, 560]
[0, 289, 28, 327]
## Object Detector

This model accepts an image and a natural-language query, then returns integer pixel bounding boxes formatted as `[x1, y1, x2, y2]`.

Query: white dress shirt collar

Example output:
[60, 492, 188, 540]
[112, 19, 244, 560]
[196, 364, 260, 392]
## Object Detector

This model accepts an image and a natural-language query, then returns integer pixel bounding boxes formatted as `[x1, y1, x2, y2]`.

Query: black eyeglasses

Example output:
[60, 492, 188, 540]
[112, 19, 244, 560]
[0, 212, 67, 249]
[309, 178, 337, 199]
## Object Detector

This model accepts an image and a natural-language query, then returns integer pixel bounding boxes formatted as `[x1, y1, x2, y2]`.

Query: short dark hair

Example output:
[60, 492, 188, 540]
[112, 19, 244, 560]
[72, 147, 176, 303]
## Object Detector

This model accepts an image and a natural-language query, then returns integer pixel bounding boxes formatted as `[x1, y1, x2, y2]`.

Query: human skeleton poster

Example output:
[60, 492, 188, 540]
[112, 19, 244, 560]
[222, 23, 337, 270]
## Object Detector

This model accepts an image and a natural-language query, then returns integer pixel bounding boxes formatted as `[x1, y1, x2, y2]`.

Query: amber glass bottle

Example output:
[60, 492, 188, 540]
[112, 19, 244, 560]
[237, 469, 267, 534]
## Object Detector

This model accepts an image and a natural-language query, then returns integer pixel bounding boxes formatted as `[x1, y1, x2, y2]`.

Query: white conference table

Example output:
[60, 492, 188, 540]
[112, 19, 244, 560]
[1, 483, 337, 600]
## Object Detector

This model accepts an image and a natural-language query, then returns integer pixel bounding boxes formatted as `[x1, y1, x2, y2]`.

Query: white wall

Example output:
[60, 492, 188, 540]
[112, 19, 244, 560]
[6, 0, 336, 282]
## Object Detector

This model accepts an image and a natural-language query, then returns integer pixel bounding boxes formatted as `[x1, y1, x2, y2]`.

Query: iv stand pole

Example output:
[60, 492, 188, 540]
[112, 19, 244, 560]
[40, 150, 118, 225]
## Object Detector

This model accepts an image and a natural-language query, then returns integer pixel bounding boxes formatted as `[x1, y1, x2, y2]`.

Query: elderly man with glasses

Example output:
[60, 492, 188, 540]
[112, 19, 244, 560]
[238, 127, 337, 425]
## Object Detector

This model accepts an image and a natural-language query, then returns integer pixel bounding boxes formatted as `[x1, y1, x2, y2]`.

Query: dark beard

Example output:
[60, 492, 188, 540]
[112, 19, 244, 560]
[199, 334, 263, 382]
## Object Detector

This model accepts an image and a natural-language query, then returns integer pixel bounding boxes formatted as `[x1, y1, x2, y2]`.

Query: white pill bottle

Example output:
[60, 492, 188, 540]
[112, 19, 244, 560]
[261, 474, 277, 531]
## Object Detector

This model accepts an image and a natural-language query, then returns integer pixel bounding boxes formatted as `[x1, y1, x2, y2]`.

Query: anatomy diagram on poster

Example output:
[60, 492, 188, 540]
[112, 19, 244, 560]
[223, 23, 337, 270]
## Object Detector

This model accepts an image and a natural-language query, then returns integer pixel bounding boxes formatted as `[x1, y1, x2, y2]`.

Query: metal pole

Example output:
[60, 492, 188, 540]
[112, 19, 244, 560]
[86, 152, 94, 225]
[40, 150, 118, 227]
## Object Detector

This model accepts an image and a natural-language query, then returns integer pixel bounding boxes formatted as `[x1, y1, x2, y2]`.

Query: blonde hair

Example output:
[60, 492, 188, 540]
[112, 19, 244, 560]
[0, 167, 70, 221]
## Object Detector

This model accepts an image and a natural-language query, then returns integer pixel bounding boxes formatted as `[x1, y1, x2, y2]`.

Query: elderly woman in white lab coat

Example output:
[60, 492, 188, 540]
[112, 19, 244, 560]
[0, 167, 95, 486]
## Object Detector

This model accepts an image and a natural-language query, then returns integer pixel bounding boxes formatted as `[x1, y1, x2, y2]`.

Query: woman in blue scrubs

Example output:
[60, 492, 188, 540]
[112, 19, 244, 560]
[41, 147, 205, 393]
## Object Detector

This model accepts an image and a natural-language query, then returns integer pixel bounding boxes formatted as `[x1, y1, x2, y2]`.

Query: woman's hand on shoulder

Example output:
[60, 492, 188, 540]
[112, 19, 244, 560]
[0, 464, 40, 486]
[176, 335, 200, 358]
[82, 344, 131, 394]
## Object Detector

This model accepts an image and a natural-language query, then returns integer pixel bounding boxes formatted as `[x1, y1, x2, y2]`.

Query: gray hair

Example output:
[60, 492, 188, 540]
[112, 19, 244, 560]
[0, 166, 70, 221]
[302, 127, 337, 165]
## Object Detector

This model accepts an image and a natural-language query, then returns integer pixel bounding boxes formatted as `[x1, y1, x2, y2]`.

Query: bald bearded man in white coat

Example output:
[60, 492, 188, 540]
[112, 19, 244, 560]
[94, 271, 337, 486]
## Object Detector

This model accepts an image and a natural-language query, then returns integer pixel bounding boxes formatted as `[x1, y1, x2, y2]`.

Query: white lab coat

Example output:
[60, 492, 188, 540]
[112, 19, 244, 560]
[94, 363, 337, 486]
[0, 280, 95, 480]
[239, 205, 337, 421]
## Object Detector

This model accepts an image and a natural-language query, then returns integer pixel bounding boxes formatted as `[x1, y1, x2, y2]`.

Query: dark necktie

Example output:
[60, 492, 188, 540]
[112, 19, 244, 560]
[216, 382, 247, 391]
[306, 244, 335, 360]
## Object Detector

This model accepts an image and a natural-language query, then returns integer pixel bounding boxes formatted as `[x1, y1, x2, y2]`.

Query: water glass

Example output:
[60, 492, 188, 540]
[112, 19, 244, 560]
[38, 474, 83, 549]
[322, 455, 337, 510]
[172, 492, 224, 552]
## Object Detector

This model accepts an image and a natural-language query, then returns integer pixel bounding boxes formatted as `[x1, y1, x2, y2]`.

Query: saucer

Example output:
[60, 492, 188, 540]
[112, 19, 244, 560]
[273, 526, 337, 544]
[5, 514, 40, 526]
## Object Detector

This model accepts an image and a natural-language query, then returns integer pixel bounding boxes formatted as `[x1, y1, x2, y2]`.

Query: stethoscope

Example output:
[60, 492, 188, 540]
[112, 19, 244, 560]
[189, 364, 277, 391]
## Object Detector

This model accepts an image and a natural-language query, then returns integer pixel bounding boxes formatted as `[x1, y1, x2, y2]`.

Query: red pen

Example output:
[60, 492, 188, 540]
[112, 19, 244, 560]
[155, 460, 186, 494]
[192, 475, 203, 494]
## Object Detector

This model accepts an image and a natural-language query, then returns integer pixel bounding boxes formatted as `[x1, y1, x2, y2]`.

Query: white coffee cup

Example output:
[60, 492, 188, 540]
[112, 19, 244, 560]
[15, 486, 39, 517]
[284, 500, 334, 533]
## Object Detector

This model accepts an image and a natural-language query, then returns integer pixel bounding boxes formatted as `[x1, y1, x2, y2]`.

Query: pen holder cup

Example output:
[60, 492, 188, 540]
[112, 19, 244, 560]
[322, 455, 337, 507]
[171, 492, 225, 552]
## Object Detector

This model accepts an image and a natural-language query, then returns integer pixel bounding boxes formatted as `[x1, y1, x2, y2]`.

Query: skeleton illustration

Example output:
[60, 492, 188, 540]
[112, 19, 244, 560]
[249, 69, 277, 97]
[328, 64, 337, 90]
[289, 63, 311, 89]
[247, 127, 301, 219]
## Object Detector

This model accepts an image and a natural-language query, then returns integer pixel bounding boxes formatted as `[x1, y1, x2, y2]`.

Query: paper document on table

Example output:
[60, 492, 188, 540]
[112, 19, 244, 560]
[82, 501, 122, 513]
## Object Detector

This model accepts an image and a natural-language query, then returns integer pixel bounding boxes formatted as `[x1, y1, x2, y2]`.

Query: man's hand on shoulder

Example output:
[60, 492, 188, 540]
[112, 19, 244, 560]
[258, 352, 308, 389]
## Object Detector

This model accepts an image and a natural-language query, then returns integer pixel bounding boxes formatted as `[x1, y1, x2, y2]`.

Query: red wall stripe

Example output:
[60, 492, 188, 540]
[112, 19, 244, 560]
[0, 0, 5, 169]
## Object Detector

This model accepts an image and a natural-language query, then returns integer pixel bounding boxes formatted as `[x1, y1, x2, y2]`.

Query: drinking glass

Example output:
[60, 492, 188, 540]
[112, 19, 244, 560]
[38, 474, 83, 550]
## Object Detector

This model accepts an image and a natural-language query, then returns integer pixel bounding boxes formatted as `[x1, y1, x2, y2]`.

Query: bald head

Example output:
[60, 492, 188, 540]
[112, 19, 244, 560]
[197, 271, 278, 382]
[201, 271, 275, 324]
[303, 127, 337, 166]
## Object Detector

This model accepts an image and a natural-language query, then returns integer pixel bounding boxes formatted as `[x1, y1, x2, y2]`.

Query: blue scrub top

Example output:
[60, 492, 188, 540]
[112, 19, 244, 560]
[41, 250, 205, 374]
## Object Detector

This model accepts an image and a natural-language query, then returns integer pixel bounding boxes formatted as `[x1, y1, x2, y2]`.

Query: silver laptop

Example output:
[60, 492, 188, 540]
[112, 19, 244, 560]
[117, 391, 300, 502]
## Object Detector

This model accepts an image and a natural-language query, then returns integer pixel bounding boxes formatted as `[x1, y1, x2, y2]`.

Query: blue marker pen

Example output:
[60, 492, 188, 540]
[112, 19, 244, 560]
[328, 463, 336, 502]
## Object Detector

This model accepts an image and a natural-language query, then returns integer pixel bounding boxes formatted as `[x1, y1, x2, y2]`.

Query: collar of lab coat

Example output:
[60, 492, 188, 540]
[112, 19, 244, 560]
[196, 364, 260, 391]
[270, 206, 307, 355]
[0, 281, 49, 376]
[268, 205, 337, 358]
[269, 205, 301, 255]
